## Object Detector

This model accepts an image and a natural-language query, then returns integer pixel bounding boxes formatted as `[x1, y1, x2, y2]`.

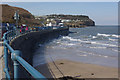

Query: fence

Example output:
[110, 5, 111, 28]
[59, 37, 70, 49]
[2, 25, 68, 80]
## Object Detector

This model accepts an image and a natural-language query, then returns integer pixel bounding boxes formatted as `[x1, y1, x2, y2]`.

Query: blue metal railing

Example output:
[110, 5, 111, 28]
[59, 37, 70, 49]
[3, 29, 48, 80]
[3, 26, 68, 80]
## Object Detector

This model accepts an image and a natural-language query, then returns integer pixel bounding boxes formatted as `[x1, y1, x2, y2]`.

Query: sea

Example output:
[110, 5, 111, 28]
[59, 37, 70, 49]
[33, 26, 119, 68]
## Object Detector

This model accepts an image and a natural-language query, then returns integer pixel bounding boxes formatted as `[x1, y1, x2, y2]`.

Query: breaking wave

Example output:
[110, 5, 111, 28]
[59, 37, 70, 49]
[62, 36, 118, 47]
[97, 33, 120, 38]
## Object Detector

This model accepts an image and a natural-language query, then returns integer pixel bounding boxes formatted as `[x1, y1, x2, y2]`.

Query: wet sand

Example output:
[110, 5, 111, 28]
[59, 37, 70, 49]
[36, 59, 118, 79]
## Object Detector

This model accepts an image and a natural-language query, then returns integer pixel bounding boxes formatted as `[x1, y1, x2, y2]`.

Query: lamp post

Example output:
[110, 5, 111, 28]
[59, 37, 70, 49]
[14, 10, 19, 28]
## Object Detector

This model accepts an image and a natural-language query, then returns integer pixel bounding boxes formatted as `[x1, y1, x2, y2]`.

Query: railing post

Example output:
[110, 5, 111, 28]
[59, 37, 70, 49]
[11, 50, 22, 80]
[3, 40, 9, 79]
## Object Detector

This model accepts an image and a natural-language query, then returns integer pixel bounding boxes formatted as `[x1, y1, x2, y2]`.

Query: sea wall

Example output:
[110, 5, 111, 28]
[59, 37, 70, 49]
[8, 27, 69, 78]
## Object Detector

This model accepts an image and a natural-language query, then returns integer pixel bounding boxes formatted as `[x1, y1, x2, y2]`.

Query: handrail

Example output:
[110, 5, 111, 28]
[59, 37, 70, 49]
[4, 41, 46, 79]
[3, 26, 69, 80]
[4, 68, 10, 80]
[16, 56, 46, 79]
[2, 27, 49, 80]
[4, 42, 14, 53]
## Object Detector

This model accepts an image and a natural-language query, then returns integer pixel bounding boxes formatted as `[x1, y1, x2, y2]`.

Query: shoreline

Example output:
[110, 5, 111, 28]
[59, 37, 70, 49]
[35, 59, 118, 79]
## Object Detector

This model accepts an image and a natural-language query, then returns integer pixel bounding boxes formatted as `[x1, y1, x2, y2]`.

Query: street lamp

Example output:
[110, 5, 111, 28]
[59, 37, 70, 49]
[14, 10, 19, 28]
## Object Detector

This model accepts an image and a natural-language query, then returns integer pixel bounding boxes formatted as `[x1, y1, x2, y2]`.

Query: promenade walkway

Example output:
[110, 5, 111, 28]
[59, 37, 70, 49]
[0, 41, 3, 80]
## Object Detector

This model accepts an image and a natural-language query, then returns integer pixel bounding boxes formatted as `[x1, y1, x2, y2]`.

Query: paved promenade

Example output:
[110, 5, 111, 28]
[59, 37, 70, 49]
[0, 41, 3, 80]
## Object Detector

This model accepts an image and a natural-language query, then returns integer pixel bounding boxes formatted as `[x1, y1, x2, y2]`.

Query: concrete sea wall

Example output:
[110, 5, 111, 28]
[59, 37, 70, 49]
[9, 27, 69, 78]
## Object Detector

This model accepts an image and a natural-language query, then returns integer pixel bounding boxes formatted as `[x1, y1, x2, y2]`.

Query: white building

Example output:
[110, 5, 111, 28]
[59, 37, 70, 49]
[46, 22, 52, 26]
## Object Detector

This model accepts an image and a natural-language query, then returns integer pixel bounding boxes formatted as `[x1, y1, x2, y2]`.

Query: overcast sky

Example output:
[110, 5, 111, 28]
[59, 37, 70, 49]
[1, 2, 118, 25]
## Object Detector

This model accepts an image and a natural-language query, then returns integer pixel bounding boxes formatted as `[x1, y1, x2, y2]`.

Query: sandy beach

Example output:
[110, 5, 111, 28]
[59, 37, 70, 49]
[35, 59, 118, 79]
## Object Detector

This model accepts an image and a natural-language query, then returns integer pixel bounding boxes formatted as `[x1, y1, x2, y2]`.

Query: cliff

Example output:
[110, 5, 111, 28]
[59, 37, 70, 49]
[1, 4, 41, 26]
[46, 14, 95, 27]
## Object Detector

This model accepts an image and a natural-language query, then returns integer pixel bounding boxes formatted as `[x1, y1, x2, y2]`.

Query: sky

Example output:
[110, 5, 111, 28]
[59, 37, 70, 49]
[1, 0, 119, 2]
[1, 2, 118, 25]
